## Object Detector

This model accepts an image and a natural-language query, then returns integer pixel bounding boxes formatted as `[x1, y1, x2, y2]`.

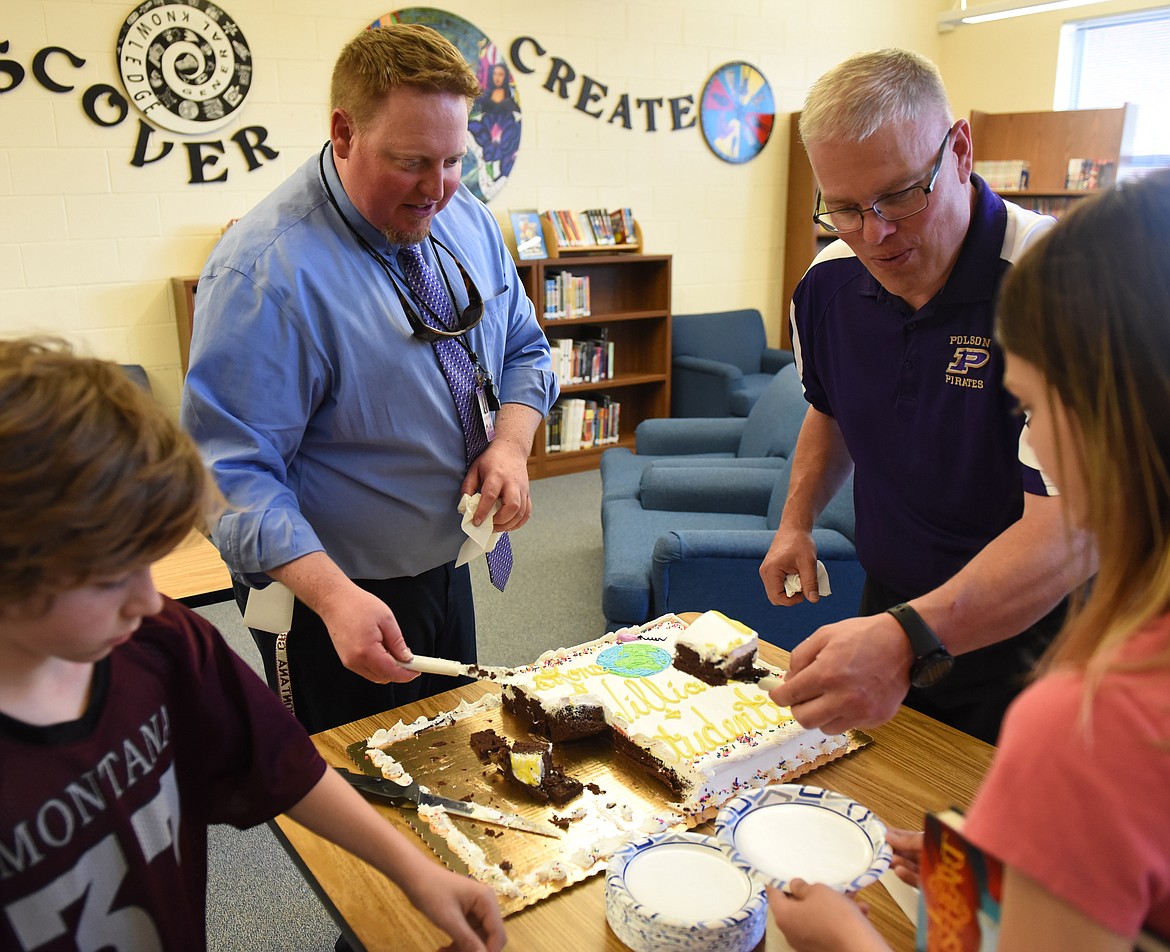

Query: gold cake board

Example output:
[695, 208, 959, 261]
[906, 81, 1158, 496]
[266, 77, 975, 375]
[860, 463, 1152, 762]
[350, 697, 870, 917]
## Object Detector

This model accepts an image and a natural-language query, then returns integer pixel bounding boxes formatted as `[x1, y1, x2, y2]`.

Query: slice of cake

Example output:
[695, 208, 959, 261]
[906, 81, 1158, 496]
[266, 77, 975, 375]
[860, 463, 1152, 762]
[501, 614, 854, 815]
[672, 610, 762, 685]
[499, 739, 584, 806]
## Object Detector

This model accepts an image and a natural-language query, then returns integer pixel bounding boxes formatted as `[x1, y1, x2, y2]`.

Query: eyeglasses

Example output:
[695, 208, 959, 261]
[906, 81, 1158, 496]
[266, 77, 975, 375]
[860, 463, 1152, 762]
[813, 126, 954, 235]
[390, 236, 485, 343]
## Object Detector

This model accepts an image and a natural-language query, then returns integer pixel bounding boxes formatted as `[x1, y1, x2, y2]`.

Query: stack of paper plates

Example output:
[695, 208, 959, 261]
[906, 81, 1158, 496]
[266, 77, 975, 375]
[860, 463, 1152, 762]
[604, 831, 766, 951]
[715, 783, 892, 892]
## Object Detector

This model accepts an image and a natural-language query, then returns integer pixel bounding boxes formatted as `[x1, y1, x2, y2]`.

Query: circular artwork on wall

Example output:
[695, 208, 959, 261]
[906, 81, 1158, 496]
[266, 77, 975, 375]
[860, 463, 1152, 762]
[370, 8, 521, 203]
[117, 0, 254, 135]
[699, 62, 775, 164]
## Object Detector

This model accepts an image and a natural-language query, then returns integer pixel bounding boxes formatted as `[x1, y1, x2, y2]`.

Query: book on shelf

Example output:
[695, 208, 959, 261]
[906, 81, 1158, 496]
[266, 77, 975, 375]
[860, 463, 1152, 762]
[547, 328, 613, 385]
[973, 159, 1030, 191]
[546, 394, 620, 453]
[585, 208, 616, 245]
[543, 270, 591, 319]
[509, 209, 547, 260]
[609, 207, 635, 244]
[574, 211, 598, 246]
[1065, 158, 1116, 190]
[917, 808, 1001, 952]
[540, 208, 638, 251]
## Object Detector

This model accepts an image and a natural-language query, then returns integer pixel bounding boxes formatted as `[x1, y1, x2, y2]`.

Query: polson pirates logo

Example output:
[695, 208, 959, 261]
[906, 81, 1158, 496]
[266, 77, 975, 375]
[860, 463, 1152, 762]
[117, 0, 253, 135]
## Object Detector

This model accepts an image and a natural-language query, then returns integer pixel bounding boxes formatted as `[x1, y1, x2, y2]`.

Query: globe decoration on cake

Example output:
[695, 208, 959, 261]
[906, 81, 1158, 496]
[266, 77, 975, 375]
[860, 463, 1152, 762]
[370, 8, 521, 202]
[596, 643, 673, 679]
[700, 61, 775, 164]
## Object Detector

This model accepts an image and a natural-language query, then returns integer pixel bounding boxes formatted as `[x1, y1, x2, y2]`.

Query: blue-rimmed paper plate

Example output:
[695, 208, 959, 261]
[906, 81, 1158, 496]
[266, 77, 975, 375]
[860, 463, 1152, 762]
[605, 831, 766, 952]
[715, 784, 892, 893]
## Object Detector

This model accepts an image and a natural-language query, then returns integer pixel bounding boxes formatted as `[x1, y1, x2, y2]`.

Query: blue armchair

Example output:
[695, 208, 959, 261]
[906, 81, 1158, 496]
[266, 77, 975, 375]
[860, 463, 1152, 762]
[601, 362, 807, 500]
[599, 362, 863, 649]
[671, 308, 795, 417]
[600, 461, 862, 649]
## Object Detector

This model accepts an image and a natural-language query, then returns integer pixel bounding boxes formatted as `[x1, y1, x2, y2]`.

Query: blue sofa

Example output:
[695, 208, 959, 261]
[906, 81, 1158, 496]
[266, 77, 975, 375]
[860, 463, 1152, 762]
[671, 308, 795, 418]
[600, 366, 864, 649]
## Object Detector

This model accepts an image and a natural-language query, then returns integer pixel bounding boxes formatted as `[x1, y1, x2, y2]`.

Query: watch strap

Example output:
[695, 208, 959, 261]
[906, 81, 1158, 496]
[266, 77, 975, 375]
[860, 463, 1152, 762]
[886, 602, 947, 658]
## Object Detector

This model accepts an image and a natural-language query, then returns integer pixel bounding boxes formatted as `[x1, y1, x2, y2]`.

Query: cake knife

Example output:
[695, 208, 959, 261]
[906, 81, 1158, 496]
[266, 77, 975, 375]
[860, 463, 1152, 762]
[336, 768, 561, 838]
[400, 654, 524, 684]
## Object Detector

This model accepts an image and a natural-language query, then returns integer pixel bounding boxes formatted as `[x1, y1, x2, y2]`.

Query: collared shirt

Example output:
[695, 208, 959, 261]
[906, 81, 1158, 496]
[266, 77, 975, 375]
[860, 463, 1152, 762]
[790, 176, 1054, 597]
[181, 147, 558, 583]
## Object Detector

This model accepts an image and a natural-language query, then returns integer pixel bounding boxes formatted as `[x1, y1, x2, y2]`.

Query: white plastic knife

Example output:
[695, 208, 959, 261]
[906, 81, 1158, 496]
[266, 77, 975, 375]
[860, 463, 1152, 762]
[401, 654, 523, 684]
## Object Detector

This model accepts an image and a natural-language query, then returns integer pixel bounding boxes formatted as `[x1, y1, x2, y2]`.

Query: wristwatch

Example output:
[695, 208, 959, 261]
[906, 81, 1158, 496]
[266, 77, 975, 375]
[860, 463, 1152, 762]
[886, 602, 955, 688]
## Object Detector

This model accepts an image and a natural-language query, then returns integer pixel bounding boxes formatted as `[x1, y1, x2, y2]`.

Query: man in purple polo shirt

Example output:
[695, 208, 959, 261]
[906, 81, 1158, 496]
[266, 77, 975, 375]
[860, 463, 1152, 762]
[759, 49, 1095, 743]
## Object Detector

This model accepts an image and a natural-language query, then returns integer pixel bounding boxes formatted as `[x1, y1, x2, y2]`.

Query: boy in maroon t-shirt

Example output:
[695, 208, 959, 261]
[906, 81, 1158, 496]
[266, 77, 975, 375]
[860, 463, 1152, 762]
[0, 338, 505, 952]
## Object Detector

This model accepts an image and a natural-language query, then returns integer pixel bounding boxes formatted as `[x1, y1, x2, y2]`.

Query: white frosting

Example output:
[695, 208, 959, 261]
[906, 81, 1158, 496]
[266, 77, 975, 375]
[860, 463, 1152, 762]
[503, 614, 850, 814]
[366, 694, 501, 752]
[510, 749, 546, 786]
[675, 609, 758, 669]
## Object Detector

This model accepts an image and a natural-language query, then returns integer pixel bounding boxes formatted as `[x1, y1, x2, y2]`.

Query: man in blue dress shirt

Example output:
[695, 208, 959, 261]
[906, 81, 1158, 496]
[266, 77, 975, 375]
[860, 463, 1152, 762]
[182, 24, 558, 733]
[759, 49, 1095, 742]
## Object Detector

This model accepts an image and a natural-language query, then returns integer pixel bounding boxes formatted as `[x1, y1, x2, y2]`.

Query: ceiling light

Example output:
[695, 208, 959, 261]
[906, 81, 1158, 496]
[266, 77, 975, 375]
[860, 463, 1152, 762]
[938, 0, 1105, 31]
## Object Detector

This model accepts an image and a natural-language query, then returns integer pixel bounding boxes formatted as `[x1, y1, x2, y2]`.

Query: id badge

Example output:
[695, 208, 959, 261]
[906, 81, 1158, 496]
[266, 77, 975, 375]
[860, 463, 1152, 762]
[476, 382, 497, 442]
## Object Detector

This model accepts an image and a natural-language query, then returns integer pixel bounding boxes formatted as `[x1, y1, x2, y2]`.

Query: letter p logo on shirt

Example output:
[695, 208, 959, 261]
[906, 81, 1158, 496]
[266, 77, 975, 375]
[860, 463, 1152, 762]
[947, 347, 990, 375]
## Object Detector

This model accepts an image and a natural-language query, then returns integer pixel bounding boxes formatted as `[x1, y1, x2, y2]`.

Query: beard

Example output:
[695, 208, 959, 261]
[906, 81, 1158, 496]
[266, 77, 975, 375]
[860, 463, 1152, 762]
[383, 222, 431, 246]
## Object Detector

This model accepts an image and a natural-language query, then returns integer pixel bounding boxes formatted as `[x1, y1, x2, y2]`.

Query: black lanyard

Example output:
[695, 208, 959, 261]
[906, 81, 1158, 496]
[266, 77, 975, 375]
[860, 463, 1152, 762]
[317, 143, 499, 408]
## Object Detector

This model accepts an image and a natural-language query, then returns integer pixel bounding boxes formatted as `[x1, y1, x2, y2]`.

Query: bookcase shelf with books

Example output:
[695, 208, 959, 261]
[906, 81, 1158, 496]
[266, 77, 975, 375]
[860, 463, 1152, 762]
[969, 103, 1137, 221]
[513, 254, 672, 477]
[539, 208, 643, 257]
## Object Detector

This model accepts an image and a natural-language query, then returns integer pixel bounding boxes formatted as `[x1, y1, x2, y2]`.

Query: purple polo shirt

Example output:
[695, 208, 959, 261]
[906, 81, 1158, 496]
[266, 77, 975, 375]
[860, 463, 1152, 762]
[790, 177, 1055, 598]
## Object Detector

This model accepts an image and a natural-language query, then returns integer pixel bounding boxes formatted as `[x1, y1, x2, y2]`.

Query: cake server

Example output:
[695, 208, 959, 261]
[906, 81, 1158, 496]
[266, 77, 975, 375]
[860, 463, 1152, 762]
[400, 654, 524, 684]
[336, 768, 561, 838]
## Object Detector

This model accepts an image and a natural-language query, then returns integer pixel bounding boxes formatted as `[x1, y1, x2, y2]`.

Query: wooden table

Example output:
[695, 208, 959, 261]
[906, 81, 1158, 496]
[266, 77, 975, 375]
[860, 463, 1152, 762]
[272, 639, 994, 951]
[151, 529, 233, 607]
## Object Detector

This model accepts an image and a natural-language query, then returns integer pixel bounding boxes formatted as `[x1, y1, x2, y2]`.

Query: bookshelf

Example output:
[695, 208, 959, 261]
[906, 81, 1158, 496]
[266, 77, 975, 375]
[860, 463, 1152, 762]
[782, 111, 834, 350]
[514, 253, 672, 477]
[781, 105, 1138, 342]
[171, 276, 199, 373]
[968, 103, 1137, 217]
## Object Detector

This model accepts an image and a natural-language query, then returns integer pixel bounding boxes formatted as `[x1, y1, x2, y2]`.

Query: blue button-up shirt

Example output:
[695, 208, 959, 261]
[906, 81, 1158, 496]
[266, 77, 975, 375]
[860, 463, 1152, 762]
[181, 147, 558, 584]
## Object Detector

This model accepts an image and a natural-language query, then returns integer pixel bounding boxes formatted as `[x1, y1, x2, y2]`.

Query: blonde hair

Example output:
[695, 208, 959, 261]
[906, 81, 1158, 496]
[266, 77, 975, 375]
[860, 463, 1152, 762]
[0, 338, 220, 608]
[799, 48, 952, 147]
[996, 170, 1170, 684]
[330, 23, 481, 131]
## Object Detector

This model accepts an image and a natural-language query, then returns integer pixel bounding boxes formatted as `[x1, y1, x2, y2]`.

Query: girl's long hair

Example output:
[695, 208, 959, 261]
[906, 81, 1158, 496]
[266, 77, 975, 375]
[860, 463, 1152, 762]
[996, 170, 1170, 687]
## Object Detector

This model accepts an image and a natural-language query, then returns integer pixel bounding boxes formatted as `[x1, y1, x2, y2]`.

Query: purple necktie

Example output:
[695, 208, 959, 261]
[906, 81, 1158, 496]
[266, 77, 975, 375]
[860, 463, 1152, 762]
[397, 243, 513, 590]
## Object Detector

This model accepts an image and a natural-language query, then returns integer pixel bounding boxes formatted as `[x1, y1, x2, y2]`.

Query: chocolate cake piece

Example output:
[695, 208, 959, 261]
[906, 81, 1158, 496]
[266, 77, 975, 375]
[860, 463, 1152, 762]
[672, 642, 763, 685]
[611, 730, 684, 798]
[502, 688, 607, 742]
[498, 739, 583, 806]
[673, 610, 763, 686]
[469, 728, 506, 763]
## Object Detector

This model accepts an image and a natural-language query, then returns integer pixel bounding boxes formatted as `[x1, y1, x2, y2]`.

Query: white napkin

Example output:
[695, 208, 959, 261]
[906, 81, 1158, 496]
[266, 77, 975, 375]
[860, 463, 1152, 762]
[783, 559, 832, 598]
[879, 867, 919, 925]
[456, 493, 502, 567]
